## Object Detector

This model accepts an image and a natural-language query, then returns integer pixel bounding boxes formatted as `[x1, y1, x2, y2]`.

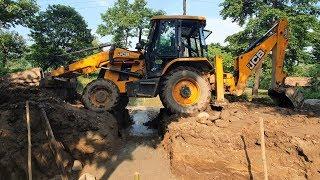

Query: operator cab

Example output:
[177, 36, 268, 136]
[143, 15, 212, 77]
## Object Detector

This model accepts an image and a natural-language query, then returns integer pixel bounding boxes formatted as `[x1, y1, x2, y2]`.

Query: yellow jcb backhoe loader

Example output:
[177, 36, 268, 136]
[214, 19, 303, 108]
[41, 15, 303, 115]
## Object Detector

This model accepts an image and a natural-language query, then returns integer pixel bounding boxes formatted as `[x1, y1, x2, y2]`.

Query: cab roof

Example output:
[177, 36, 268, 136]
[151, 15, 206, 22]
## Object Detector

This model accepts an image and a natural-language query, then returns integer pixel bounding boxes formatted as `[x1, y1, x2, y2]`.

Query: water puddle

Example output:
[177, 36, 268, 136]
[129, 109, 157, 137]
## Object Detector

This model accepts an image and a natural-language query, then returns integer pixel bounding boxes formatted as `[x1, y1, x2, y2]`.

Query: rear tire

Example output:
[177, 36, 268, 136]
[160, 66, 211, 115]
[82, 79, 120, 112]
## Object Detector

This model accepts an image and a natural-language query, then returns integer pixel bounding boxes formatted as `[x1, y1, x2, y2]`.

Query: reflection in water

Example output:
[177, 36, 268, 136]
[129, 110, 157, 136]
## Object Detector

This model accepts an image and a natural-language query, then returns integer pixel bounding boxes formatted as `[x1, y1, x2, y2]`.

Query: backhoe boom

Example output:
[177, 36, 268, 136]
[226, 19, 289, 95]
[216, 19, 303, 107]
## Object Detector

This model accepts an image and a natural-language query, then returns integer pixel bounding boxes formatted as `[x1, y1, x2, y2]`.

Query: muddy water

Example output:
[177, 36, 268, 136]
[108, 108, 175, 180]
[129, 109, 157, 136]
[85, 107, 176, 180]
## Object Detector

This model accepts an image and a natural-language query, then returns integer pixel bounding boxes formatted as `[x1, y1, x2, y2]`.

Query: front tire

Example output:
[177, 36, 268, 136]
[82, 79, 120, 112]
[160, 66, 211, 115]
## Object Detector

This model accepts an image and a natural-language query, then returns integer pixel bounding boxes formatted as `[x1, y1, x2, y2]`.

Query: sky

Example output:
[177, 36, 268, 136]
[14, 0, 242, 47]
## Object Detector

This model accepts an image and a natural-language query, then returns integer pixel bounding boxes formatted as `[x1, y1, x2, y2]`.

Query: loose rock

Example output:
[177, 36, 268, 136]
[72, 160, 83, 171]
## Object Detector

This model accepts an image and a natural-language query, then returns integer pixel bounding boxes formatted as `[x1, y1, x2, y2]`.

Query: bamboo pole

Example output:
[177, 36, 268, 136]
[134, 172, 140, 180]
[38, 104, 68, 180]
[260, 118, 268, 180]
[26, 101, 32, 180]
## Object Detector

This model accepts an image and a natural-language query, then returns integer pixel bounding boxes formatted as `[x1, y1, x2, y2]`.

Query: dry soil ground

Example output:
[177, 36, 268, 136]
[0, 87, 120, 179]
[160, 102, 320, 179]
[1, 83, 320, 179]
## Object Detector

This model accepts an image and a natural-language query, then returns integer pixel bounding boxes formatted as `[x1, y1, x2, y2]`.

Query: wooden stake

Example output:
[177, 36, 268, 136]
[39, 104, 68, 180]
[260, 118, 268, 180]
[26, 101, 32, 180]
[134, 172, 140, 180]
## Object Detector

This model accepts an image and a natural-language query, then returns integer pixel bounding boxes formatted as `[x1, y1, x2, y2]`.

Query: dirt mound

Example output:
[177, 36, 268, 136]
[0, 68, 42, 89]
[0, 87, 120, 179]
[161, 103, 320, 179]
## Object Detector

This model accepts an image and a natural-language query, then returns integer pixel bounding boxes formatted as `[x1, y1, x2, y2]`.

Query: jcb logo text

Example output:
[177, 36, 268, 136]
[247, 50, 265, 70]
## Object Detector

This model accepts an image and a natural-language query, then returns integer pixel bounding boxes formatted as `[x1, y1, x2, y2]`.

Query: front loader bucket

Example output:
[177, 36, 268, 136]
[40, 76, 79, 102]
[268, 87, 304, 108]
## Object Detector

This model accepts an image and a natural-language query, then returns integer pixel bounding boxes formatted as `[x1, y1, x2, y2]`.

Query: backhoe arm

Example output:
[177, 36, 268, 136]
[51, 51, 109, 78]
[50, 48, 140, 78]
[225, 19, 289, 96]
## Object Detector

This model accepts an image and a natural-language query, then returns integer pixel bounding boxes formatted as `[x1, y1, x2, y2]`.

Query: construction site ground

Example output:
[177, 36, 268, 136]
[1, 78, 320, 179]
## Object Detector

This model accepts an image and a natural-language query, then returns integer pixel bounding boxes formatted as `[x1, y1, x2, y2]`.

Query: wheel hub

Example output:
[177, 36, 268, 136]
[180, 86, 192, 98]
[95, 90, 107, 103]
[172, 79, 200, 106]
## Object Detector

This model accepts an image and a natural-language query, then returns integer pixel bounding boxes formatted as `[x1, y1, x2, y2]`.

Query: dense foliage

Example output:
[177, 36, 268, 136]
[220, 0, 320, 69]
[0, 30, 25, 66]
[97, 0, 164, 47]
[0, 0, 39, 28]
[207, 43, 234, 72]
[27, 5, 94, 70]
[0, 0, 38, 74]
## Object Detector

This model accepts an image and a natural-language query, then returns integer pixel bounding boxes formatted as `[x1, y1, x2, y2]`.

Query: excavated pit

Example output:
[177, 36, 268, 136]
[1, 86, 320, 179]
[0, 87, 123, 179]
[1, 69, 320, 179]
[157, 103, 320, 179]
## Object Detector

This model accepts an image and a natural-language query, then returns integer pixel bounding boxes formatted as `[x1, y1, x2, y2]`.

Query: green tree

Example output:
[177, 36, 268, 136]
[131, 0, 164, 39]
[0, 0, 39, 28]
[0, 30, 26, 69]
[97, 0, 164, 47]
[208, 43, 234, 72]
[311, 20, 320, 62]
[0, 0, 38, 75]
[27, 5, 94, 70]
[220, 0, 320, 71]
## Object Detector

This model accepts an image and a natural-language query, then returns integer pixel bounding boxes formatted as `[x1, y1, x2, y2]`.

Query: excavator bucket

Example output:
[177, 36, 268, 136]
[268, 77, 310, 108]
[40, 74, 79, 102]
[268, 86, 304, 108]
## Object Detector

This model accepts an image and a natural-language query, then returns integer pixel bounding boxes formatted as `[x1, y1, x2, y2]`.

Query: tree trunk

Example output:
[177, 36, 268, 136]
[1, 52, 8, 68]
[125, 29, 129, 48]
[252, 63, 262, 99]
[1, 43, 7, 68]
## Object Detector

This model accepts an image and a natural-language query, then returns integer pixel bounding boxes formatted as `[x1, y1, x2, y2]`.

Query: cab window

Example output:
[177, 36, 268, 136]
[180, 21, 207, 57]
[154, 20, 177, 57]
